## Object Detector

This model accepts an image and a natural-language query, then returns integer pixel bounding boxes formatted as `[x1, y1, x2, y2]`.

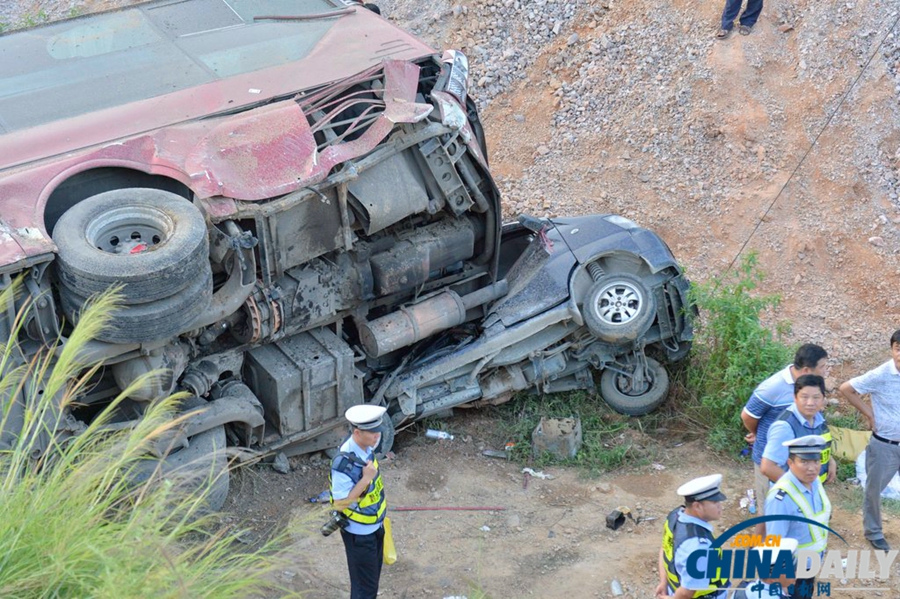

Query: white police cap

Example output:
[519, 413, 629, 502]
[676, 473, 727, 502]
[345, 404, 386, 431]
[783, 434, 828, 457]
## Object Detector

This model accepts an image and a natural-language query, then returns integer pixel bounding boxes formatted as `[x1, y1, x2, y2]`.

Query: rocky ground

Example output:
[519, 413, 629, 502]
[7, 0, 900, 367]
[7, 0, 900, 596]
[382, 0, 900, 371]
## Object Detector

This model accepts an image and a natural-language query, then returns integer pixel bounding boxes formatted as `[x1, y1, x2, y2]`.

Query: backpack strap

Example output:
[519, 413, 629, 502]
[332, 451, 368, 476]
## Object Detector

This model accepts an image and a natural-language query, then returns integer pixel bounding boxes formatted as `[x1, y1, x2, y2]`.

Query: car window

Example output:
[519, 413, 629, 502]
[0, 0, 336, 133]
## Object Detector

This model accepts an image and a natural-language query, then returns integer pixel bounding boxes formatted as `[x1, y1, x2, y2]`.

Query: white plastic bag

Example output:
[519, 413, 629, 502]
[855, 450, 900, 500]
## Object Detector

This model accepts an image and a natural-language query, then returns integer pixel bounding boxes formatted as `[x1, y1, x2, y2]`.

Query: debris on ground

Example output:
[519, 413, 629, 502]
[522, 467, 555, 480]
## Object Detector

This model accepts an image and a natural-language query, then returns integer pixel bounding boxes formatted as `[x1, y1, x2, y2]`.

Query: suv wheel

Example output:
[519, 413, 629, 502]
[583, 273, 656, 343]
[599, 357, 669, 416]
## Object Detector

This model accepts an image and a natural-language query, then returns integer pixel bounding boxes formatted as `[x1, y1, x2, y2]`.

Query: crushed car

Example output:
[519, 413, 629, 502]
[0, 0, 693, 508]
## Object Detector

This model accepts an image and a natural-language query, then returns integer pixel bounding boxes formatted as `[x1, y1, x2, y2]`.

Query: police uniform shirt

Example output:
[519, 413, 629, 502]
[764, 470, 824, 551]
[673, 512, 723, 593]
[331, 436, 381, 535]
[762, 403, 826, 470]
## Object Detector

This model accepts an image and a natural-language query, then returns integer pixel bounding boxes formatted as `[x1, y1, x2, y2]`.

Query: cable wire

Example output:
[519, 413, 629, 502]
[724, 11, 900, 274]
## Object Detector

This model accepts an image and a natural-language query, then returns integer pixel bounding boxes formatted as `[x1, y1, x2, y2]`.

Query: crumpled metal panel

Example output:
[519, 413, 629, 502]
[0, 58, 434, 264]
[0, 221, 27, 271]
[186, 101, 319, 201]
[187, 59, 431, 201]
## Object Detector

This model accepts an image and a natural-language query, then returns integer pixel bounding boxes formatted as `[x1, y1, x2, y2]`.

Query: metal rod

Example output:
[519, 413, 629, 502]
[391, 506, 506, 512]
[253, 8, 355, 21]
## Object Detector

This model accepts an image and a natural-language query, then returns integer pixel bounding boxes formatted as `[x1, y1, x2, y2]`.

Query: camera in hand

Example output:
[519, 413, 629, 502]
[321, 510, 350, 536]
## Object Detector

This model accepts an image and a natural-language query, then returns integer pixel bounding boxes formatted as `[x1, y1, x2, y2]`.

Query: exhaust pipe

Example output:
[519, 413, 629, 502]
[359, 280, 508, 357]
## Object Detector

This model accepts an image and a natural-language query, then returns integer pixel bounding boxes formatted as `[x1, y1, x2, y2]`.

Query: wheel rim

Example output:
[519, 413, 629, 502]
[85, 206, 173, 254]
[615, 368, 653, 396]
[593, 280, 644, 326]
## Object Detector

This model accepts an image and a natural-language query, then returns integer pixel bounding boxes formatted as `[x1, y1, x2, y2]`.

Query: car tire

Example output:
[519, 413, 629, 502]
[131, 403, 230, 512]
[54, 189, 209, 304]
[58, 268, 212, 344]
[599, 357, 669, 416]
[375, 410, 398, 457]
[583, 272, 656, 344]
[663, 341, 692, 363]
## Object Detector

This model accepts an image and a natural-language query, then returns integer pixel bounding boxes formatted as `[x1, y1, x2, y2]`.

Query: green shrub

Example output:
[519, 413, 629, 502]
[824, 407, 864, 431]
[0, 281, 297, 598]
[682, 253, 793, 453]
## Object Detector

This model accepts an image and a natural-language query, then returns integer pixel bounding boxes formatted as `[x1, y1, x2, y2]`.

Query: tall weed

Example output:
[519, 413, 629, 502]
[0, 280, 297, 598]
[683, 253, 793, 453]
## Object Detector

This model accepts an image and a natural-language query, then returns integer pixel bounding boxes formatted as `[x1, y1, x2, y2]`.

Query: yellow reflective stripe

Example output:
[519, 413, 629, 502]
[358, 477, 384, 508]
[779, 479, 831, 553]
[344, 500, 387, 524]
[819, 431, 833, 478]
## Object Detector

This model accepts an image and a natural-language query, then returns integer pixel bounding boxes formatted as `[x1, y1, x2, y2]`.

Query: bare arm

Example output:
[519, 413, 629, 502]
[760, 457, 785, 484]
[655, 548, 668, 598]
[839, 382, 875, 431]
[826, 457, 837, 484]
[741, 409, 760, 443]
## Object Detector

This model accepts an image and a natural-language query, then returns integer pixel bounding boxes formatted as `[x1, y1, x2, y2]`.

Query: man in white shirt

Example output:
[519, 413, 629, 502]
[839, 329, 900, 552]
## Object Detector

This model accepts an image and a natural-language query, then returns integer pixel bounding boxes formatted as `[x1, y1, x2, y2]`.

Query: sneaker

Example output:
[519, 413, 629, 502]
[869, 538, 891, 551]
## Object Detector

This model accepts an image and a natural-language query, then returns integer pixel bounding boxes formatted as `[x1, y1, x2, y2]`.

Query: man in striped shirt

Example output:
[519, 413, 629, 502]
[741, 344, 829, 533]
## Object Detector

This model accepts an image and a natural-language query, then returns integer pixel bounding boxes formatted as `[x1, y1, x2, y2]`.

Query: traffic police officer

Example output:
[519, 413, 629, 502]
[656, 473, 730, 599]
[330, 405, 389, 599]
[761, 375, 835, 486]
[765, 435, 832, 599]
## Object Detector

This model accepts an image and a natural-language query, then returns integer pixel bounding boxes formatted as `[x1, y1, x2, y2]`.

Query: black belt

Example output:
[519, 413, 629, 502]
[873, 433, 900, 446]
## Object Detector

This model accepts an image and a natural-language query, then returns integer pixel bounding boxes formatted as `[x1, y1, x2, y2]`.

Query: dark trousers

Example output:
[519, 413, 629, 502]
[721, 0, 763, 29]
[340, 526, 384, 599]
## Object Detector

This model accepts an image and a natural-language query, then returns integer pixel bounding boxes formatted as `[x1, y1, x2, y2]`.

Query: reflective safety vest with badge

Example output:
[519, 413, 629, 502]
[776, 410, 832, 482]
[772, 478, 831, 554]
[329, 451, 387, 525]
[661, 507, 729, 597]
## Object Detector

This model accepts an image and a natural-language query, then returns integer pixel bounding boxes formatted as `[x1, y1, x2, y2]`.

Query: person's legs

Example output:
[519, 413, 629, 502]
[739, 0, 764, 27]
[720, 0, 744, 30]
[753, 463, 769, 535]
[863, 439, 900, 541]
[340, 528, 384, 599]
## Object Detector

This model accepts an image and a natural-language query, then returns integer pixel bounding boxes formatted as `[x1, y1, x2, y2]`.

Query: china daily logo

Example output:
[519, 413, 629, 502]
[685, 516, 899, 597]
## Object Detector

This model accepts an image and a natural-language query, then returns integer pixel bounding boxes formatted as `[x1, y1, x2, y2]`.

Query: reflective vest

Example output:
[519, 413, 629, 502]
[772, 477, 831, 554]
[330, 451, 387, 525]
[661, 507, 729, 597]
[776, 410, 832, 482]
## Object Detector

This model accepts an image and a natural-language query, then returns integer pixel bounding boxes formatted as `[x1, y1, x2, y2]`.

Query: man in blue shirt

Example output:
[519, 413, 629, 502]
[761, 374, 836, 485]
[742, 344, 829, 533]
[329, 404, 389, 599]
[656, 473, 730, 598]
[765, 435, 832, 599]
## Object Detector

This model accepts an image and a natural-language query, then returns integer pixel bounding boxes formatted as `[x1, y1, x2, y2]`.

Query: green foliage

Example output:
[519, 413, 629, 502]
[0, 281, 297, 598]
[835, 460, 857, 482]
[824, 407, 864, 431]
[682, 253, 793, 453]
[493, 390, 657, 475]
